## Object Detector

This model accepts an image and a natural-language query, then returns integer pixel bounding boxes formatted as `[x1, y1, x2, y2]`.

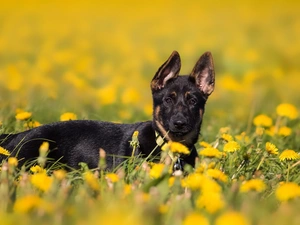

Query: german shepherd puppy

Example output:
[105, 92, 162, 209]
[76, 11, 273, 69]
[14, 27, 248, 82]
[0, 51, 215, 171]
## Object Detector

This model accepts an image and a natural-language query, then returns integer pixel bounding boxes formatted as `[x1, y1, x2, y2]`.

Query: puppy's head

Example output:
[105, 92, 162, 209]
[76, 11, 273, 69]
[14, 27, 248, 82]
[151, 51, 215, 147]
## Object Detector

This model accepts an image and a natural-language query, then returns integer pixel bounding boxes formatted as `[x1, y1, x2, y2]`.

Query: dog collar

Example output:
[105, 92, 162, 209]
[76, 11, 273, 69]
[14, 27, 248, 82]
[155, 131, 168, 149]
[173, 157, 183, 171]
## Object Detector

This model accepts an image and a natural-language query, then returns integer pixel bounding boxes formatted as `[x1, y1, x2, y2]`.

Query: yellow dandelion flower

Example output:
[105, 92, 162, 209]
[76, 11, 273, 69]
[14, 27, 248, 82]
[53, 169, 67, 180]
[15, 111, 32, 121]
[253, 114, 273, 127]
[136, 192, 151, 203]
[84, 171, 100, 191]
[255, 127, 264, 136]
[208, 161, 216, 169]
[182, 173, 222, 193]
[123, 184, 132, 196]
[278, 126, 292, 137]
[235, 132, 250, 144]
[60, 112, 77, 121]
[158, 204, 169, 214]
[206, 169, 228, 183]
[31, 173, 53, 192]
[275, 182, 300, 202]
[181, 173, 205, 190]
[168, 141, 190, 155]
[149, 163, 165, 179]
[276, 103, 298, 120]
[195, 161, 215, 173]
[219, 127, 230, 134]
[199, 147, 222, 158]
[215, 211, 250, 225]
[14, 194, 53, 214]
[183, 212, 210, 225]
[223, 141, 240, 153]
[266, 126, 292, 137]
[195, 162, 207, 173]
[201, 176, 222, 193]
[221, 133, 233, 142]
[8, 157, 18, 167]
[168, 176, 175, 187]
[0, 146, 10, 156]
[105, 173, 119, 183]
[30, 165, 46, 174]
[265, 126, 275, 136]
[240, 179, 266, 193]
[265, 142, 278, 155]
[279, 149, 299, 161]
[199, 141, 212, 148]
[24, 120, 41, 129]
[13, 195, 42, 213]
[196, 191, 225, 214]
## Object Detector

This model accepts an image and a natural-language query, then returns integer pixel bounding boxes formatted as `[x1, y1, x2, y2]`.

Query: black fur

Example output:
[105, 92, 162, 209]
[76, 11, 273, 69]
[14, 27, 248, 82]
[0, 51, 215, 171]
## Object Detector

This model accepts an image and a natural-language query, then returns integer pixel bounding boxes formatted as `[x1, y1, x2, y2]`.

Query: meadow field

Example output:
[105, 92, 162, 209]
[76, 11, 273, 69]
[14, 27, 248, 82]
[0, 0, 300, 224]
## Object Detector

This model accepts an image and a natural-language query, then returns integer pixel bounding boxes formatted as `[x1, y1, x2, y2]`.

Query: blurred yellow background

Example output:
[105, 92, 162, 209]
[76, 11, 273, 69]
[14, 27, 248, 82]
[0, 0, 299, 127]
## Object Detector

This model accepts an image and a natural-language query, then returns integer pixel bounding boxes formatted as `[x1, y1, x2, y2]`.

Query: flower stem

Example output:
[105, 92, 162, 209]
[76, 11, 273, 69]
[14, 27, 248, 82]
[256, 156, 265, 171]
[274, 116, 281, 134]
[286, 162, 291, 182]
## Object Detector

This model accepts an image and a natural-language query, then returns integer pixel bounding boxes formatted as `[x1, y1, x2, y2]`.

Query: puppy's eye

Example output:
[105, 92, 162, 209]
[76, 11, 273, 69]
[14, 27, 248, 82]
[164, 97, 173, 104]
[188, 98, 197, 105]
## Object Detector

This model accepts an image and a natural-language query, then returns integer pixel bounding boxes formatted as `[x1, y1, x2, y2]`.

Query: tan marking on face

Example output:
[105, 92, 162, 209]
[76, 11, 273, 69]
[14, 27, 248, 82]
[199, 108, 204, 118]
[154, 106, 171, 140]
[154, 105, 160, 120]
[171, 91, 177, 97]
[151, 80, 160, 90]
[155, 119, 171, 141]
[185, 91, 191, 98]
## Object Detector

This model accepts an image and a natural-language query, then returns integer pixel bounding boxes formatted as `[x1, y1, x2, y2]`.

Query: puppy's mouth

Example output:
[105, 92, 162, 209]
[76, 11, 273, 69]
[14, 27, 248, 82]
[169, 124, 191, 136]
[169, 129, 190, 137]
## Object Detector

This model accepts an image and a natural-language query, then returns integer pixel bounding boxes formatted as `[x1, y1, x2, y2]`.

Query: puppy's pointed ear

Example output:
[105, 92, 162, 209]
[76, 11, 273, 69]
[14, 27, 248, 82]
[190, 52, 215, 98]
[151, 51, 181, 90]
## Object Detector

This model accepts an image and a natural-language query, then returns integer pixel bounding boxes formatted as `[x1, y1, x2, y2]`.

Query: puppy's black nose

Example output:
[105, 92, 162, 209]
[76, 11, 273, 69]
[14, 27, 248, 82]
[174, 120, 186, 129]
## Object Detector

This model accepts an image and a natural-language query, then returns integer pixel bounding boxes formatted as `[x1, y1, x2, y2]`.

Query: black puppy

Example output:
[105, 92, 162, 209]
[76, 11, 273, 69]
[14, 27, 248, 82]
[0, 51, 215, 170]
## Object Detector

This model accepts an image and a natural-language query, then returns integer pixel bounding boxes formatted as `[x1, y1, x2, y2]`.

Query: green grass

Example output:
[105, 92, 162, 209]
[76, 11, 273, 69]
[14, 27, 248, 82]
[1, 0, 300, 224]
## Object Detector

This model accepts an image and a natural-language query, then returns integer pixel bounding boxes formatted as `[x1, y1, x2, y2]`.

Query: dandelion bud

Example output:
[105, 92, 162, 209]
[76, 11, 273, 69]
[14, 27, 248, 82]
[129, 130, 140, 149]
[98, 148, 107, 170]
[99, 148, 106, 158]
[39, 142, 49, 155]
[53, 169, 67, 180]
[38, 142, 49, 168]
[133, 130, 139, 139]
[8, 157, 18, 167]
